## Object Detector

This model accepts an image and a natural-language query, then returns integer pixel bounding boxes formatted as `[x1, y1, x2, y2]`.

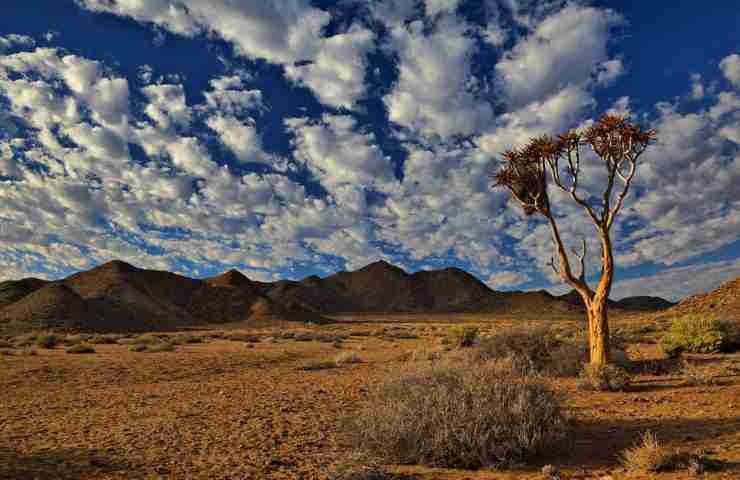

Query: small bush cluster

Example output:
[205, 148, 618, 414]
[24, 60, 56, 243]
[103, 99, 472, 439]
[35, 334, 60, 349]
[620, 431, 722, 474]
[299, 360, 337, 371]
[476, 328, 587, 377]
[225, 333, 261, 343]
[680, 360, 716, 386]
[334, 351, 363, 365]
[66, 343, 96, 354]
[346, 362, 572, 469]
[660, 315, 740, 357]
[446, 326, 479, 348]
[577, 363, 630, 391]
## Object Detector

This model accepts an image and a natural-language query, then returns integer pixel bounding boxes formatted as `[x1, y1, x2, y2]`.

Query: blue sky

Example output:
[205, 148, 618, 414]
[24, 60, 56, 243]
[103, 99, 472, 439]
[0, 0, 739, 301]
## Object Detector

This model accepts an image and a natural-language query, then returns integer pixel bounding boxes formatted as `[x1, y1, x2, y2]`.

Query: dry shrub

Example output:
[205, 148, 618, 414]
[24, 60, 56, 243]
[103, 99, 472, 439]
[299, 360, 337, 371]
[171, 334, 204, 345]
[88, 334, 122, 344]
[346, 361, 572, 469]
[66, 343, 95, 354]
[128, 344, 147, 352]
[620, 431, 722, 474]
[226, 332, 260, 343]
[476, 328, 586, 377]
[577, 364, 630, 391]
[117, 335, 161, 346]
[446, 326, 479, 348]
[680, 360, 716, 386]
[144, 342, 175, 353]
[335, 351, 363, 365]
[0, 339, 13, 349]
[660, 315, 740, 357]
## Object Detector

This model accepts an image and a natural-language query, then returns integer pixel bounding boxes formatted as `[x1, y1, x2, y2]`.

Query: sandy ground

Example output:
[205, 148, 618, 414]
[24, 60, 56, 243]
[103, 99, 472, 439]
[1, 315, 740, 480]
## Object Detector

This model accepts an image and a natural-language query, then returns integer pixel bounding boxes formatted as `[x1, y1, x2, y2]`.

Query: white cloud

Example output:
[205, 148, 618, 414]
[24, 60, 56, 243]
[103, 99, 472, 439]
[487, 270, 530, 289]
[206, 115, 272, 165]
[690, 73, 705, 100]
[495, 5, 623, 108]
[0, 34, 35, 51]
[383, 17, 493, 139]
[284, 25, 374, 109]
[75, 0, 375, 109]
[287, 114, 396, 189]
[720, 53, 740, 88]
[596, 58, 624, 86]
[612, 258, 740, 302]
[142, 84, 191, 130]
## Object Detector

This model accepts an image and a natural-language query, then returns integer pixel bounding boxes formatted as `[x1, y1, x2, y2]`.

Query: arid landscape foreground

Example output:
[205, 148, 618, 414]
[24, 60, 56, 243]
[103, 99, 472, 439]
[2, 312, 740, 480]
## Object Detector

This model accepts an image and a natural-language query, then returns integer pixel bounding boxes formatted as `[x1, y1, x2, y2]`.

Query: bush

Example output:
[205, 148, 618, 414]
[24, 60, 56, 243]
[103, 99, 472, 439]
[476, 328, 586, 377]
[88, 334, 121, 344]
[577, 364, 630, 391]
[225, 332, 261, 343]
[36, 334, 60, 349]
[66, 343, 95, 354]
[346, 362, 572, 469]
[128, 344, 147, 352]
[335, 351, 363, 365]
[680, 360, 716, 386]
[660, 316, 740, 357]
[145, 342, 175, 353]
[117, 335, 162, 346]
[447, 326, 479, 348]
[299, 360, 337, 371]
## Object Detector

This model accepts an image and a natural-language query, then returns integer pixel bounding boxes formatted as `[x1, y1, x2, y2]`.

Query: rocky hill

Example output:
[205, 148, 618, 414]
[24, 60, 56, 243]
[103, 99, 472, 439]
[665, 277, 740, 318]
[0, 259, 676, 331]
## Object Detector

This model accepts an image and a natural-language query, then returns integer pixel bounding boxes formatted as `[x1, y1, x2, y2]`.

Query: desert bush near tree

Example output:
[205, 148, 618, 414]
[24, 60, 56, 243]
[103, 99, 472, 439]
[494, 115, 656, 366]
[347, 362, 571, 469]
[35, 333, 60, 349]
[577, 363, 630, 391]
[476, 328, 587, 376]
[660, 315, 739, 357]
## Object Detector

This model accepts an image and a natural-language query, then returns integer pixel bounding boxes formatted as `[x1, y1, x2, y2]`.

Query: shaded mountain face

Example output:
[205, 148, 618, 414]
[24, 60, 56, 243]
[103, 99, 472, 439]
[0, 278, 48, 309]
[0, 259, 678, 331]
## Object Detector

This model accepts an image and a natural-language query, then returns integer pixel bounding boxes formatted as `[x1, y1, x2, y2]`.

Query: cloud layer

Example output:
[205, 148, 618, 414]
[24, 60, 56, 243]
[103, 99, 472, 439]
[0, 1, 738, 302]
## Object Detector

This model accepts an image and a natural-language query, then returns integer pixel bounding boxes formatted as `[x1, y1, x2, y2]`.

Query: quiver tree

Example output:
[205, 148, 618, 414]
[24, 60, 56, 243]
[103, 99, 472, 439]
[494, 115, 656, 366]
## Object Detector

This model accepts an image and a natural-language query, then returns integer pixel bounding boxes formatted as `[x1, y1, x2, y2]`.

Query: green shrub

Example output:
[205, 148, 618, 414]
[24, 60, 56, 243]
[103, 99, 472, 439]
[36, 334, 60, 349]
[346, 362, 572, 469]
[447, 326, 479, 348]
[660, 316, 739, 357]
[88, 334, 121, 344]
[66, 343, 95, 354]
[577, 364, 630, 391]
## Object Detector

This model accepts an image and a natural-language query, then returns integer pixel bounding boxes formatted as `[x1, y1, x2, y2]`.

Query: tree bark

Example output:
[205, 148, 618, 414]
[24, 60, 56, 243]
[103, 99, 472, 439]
[584, 232, 614, 366]
[586, 298, 610, 366]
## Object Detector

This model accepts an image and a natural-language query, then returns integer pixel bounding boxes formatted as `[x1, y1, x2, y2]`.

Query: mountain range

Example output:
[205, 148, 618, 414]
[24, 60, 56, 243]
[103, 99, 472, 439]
[0, 259, 676, 332]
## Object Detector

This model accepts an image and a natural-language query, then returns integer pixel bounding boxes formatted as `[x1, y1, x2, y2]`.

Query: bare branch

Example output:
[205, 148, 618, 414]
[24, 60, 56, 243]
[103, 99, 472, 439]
[572, 238, 587, 283]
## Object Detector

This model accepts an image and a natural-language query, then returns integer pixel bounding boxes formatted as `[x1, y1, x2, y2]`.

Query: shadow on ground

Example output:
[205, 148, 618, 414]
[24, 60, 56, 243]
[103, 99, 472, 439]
[0, 447, 135, 480]
[564, 416, 740, 470]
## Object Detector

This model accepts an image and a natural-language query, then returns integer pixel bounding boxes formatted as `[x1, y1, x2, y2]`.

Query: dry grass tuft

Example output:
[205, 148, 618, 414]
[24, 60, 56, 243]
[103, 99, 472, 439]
[620, 431, 723, 474]
[346, 361, 572, 469]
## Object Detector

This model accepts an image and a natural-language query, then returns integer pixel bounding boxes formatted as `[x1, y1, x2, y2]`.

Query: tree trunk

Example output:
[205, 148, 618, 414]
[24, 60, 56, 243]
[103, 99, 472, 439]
[587, 232, 614, 366]
[587, 297, 610, 366]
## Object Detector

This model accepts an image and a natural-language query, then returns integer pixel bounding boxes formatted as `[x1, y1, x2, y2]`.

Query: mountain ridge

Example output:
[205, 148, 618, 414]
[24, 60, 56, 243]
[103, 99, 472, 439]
[0, 260, 676, 331]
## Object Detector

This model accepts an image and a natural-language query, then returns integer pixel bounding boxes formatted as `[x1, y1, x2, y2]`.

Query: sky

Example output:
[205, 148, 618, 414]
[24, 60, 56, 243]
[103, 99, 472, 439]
[0, 0, 739, 301]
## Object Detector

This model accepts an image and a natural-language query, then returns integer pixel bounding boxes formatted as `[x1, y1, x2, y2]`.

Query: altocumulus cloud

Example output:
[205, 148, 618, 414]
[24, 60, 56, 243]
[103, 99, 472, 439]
[0, 2, 738, 301]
